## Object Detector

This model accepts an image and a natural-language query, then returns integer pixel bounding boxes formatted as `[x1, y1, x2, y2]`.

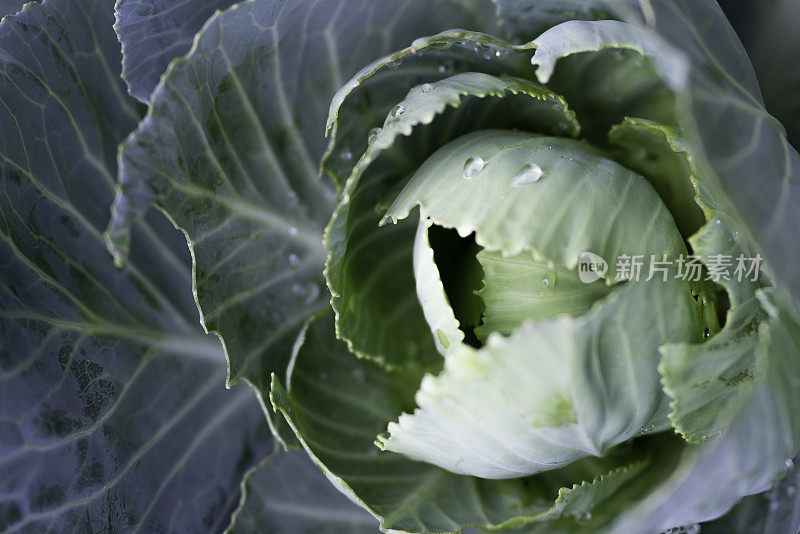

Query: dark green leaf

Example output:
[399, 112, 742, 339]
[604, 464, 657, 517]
[115, 0, 238, 102]
[228, 450, 378, 533]
[0, 0, 271, 531]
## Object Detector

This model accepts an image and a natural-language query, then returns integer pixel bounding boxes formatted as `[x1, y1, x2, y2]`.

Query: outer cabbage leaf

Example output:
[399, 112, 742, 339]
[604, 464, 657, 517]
[490, 0, 614, 44]
[115, 0, 238, 102]
[228, 450, 377, 533]
[702, 452, 800, 534]
[719, 0, 800, 150]
[0, 0, 26, 17]
[0, 1, 270, 530]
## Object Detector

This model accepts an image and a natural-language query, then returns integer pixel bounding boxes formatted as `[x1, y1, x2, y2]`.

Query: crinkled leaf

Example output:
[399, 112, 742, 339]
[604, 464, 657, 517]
[0, 1, 270, 530]
[530, 20, 688, 89]
[323, 29, 538, 188]
[107, 0, 339, 444]
[490, 0, 613, 44]
[270, 311, 654, 533]
[115, 0, 237, 102]
[384, 130, 687, 277]
[608, 117, 706, 237]
[611, 288, 800, 532]
[539, 47, 678, 143]
[660, 215, 765, 443]
[0, 0, 26, 17]
[379, 275, 699, 479]
[228, 450, 377, 533]
[326, 72, 581, 370]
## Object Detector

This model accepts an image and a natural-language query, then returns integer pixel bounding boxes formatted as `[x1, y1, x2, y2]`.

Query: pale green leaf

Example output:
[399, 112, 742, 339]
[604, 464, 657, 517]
[608, 117, 706, 237]
[270, 311, 653, 533]
[702, 452, 800, 534]
[611, 288, 800, 532]
[413, 218, 464, 355]
[660, 215, 765, 443]
[475, 250, 613, 340]
[384, 130, 687, 279]
[379, 275, 699, 479]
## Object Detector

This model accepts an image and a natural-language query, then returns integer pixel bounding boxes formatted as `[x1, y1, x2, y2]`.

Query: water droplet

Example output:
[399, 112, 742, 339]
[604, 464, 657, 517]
[512, 163, 543, 186]
[542, 277, 550, 287]
[288, 254, 300, 266]
[420, 83, 433, 93]
[495, 50, 502, 57]
[639, 424, 656, 435]
[438, 59, 454, 74]
[391, 104, 405, 118]
[462, 157, 486, 179]
[288, 226, 298, 236]
[341, 150, 353, 161]
[733, 231, 740, 241]
[786, 458, 795, 470]
[368, 127, 381, 143]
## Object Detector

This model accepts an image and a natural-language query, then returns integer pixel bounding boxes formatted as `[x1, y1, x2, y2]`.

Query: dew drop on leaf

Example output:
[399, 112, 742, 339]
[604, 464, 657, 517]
[462, 157, 486, 180]
[438, 59, 454, 74]
[420, 83, 433, 93]
[391, 104, 405, 118]
[512, 163, 543, 186]
[368, 127, 380, 143]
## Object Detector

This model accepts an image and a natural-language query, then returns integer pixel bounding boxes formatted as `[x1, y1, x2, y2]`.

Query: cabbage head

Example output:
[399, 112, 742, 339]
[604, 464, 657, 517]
[3, 0, 800, 532]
